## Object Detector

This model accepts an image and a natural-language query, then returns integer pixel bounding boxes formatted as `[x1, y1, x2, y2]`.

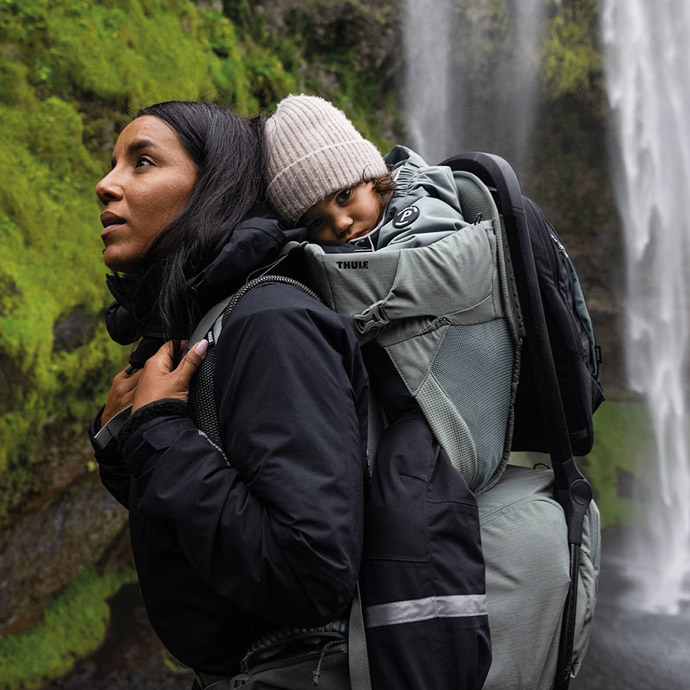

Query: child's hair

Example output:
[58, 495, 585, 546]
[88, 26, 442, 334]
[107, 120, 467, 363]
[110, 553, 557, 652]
[370, 170, 396, 199]
[264, 94, 389, 227]
[369, 170, 396, 219]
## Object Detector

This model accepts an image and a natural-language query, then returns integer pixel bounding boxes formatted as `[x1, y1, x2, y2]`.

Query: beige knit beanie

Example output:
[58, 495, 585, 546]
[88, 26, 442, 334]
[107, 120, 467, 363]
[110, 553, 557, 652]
[264, 94, 388, 226]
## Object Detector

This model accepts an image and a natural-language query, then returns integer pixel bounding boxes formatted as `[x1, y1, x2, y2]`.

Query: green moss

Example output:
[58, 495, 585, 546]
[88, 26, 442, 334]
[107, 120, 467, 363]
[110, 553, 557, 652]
[0, 96, 117, 485]
[0, 0, 215, 108]
[0, 0, 399, 527]
[0, 567, 136, 690]
[242, 41, 299, 111]
[543, 0, 603, 100]
[0, 60, 36, 107]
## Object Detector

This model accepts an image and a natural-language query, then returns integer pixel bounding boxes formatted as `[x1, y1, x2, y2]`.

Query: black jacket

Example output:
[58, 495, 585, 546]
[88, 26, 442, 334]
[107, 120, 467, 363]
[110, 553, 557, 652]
[90, 209, 369, 675]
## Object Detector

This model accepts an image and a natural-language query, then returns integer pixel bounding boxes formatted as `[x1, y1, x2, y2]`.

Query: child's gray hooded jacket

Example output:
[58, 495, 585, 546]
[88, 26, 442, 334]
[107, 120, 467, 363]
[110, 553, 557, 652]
[353, 145, 472, 251]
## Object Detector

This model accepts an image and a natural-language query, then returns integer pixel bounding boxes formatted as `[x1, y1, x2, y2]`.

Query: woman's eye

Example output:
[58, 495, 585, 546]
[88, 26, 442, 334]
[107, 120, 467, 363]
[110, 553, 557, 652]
[135, 156, 154, 168]
[336, 188, 351, 204]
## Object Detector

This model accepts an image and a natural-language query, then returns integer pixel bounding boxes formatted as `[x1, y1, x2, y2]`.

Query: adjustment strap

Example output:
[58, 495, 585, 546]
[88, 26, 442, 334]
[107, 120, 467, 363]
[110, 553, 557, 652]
[93, 405, 133, 449]
[348, 583, 372, 690]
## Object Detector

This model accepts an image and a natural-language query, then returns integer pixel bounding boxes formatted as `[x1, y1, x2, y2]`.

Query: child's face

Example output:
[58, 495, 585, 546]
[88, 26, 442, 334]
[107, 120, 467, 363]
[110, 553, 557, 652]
[301, 181, 383, 243]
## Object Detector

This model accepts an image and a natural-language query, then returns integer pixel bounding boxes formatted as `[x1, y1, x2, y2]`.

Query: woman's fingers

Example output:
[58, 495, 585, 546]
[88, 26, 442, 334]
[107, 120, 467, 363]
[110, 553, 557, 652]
[177, 339, 208, 384]
[131, 339, 208, 413]
[102, 366, 143, 423]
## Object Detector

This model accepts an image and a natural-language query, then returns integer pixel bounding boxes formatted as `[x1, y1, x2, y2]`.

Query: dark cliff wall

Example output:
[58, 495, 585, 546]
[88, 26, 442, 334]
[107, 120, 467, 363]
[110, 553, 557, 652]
[0, 1, 623, 686]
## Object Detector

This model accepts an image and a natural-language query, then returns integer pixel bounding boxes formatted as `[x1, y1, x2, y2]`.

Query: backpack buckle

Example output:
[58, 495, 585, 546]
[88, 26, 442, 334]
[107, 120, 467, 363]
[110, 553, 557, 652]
[353, 301, 390, 335]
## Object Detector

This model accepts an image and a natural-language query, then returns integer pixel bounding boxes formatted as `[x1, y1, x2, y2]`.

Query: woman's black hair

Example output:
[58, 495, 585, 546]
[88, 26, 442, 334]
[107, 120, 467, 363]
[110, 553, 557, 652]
[129, 100, 264, 343]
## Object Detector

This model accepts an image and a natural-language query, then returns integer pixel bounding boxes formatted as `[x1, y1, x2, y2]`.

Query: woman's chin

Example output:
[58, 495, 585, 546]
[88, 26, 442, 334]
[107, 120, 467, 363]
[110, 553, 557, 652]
[103, 250, 139, 274]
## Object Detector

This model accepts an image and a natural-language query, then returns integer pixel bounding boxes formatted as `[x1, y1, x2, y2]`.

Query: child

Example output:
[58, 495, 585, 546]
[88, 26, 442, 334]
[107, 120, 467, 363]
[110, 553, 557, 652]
[264, 94, 493, 690]
[264, 94, 471, 252]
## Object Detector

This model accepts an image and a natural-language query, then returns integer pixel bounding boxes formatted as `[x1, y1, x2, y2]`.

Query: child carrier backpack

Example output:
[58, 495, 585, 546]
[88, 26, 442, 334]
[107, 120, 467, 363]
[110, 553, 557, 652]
[300, 150, 601, 689]
[301, 163, 521, 495]
[186, 151, 602, 690]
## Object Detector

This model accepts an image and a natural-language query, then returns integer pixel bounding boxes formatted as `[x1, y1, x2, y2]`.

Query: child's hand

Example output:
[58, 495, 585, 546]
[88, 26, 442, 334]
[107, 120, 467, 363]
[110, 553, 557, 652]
[131, 340, 208, 413]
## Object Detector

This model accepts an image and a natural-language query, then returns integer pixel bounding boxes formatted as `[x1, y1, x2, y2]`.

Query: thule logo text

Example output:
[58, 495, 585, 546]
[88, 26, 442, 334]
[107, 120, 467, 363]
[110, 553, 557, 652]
[335, 261, 369, 269]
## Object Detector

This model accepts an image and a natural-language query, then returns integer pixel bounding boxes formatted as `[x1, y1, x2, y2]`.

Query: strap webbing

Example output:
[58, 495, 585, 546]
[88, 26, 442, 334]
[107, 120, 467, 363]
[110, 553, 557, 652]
[92, 405, 133, 449]
[185, 294, 234, 353]
[348, 583, 372, 690]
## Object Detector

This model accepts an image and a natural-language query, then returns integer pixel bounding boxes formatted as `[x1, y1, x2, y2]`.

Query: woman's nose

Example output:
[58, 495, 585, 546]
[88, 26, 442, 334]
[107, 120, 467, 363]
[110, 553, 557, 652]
[95, 169, 123, 205]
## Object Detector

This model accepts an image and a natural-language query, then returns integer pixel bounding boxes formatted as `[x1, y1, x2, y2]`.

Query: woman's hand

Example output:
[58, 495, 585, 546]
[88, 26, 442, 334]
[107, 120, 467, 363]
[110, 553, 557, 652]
[102, 365, 143, 425]
[131, 339, 208, 414]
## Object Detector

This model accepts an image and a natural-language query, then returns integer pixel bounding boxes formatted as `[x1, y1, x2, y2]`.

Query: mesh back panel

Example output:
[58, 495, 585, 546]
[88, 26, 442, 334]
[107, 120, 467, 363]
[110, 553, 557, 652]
[415, 373, 478, 482]
[430, 320, 514, 489]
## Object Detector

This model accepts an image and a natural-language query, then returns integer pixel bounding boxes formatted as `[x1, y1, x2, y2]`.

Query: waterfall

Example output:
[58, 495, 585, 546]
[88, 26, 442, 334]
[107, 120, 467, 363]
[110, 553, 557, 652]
[402, 0, 545, 175]
[603, 0, 690, 614]
[402, 0, 453, 165]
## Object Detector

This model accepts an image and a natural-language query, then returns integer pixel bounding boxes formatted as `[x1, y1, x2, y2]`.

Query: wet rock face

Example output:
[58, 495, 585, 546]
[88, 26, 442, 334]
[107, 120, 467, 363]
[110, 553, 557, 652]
[52, 306, 100, 353]
[237, 0, 402, 122]
[0, 470, 128, 637]
[246, 0, 400, 64]
[43, 583, 194, 690]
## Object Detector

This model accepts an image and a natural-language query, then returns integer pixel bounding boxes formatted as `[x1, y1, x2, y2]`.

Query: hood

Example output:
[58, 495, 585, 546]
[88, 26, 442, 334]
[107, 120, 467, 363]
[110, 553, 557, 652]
[105, 204, 305, 365]
[384, 145, 428, 171]
[187, 205, 305, 313]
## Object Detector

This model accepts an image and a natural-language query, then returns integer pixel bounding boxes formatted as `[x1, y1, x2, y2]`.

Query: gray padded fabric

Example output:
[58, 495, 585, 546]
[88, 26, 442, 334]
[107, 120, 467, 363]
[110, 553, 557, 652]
[454, 173, 496, 223]
[478, 465, 600, 690]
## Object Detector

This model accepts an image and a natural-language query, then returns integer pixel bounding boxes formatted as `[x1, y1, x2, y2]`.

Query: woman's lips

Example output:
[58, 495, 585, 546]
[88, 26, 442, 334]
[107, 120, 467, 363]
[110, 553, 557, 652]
[100, 212, 126, 238]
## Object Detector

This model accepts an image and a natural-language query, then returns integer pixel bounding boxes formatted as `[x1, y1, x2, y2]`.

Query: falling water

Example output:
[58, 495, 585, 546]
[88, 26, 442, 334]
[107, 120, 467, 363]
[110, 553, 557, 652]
[402, 0, 546, 175]
[402, 0, 453, 165]
[602, 0, 690, 614]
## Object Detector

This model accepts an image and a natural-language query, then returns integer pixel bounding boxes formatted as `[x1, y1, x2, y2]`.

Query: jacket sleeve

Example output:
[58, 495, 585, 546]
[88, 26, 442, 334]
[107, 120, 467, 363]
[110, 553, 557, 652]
[119, 284, 368, 626]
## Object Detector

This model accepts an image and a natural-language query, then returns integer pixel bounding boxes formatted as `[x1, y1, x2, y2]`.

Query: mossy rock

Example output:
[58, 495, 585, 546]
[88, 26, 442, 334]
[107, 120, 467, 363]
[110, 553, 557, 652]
[0, 567, 137, 690]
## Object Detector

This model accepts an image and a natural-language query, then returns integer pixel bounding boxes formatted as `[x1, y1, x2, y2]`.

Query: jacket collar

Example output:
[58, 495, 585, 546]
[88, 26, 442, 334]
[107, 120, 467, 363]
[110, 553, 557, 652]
[188, 204, 305, 313]
[105, 205, 306, 362]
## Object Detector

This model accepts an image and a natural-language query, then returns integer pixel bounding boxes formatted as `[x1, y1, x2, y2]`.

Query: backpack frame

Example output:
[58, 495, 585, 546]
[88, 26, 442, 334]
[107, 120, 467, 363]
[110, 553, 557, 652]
[441, 152, 595, 689]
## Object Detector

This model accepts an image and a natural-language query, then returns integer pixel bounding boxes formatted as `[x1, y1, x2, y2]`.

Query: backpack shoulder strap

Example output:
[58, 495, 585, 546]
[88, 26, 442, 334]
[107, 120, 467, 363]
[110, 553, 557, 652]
[188, 274, 322, 445]
[186, 294, 234, 353]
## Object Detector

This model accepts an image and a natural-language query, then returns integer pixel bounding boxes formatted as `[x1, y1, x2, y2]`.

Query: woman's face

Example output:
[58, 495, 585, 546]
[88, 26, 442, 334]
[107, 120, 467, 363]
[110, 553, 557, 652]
[95, 115, 198, 273]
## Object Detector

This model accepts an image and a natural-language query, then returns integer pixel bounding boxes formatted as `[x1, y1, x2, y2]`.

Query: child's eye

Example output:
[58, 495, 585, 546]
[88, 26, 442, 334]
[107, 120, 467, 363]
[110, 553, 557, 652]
[335, 188, 352, 204]
[307, 217, 323, 231]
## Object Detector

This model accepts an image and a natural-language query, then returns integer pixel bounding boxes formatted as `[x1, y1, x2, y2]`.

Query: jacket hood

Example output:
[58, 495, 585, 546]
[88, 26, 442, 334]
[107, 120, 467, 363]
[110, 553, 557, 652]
[187, 205, 305, 313]
[105, 204, 305, 364]
[384, 145, 428, 171]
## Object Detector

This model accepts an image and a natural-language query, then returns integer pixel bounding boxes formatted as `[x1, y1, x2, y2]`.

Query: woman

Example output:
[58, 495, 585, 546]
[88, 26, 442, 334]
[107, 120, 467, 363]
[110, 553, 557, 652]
[89, 101, 368, 688]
